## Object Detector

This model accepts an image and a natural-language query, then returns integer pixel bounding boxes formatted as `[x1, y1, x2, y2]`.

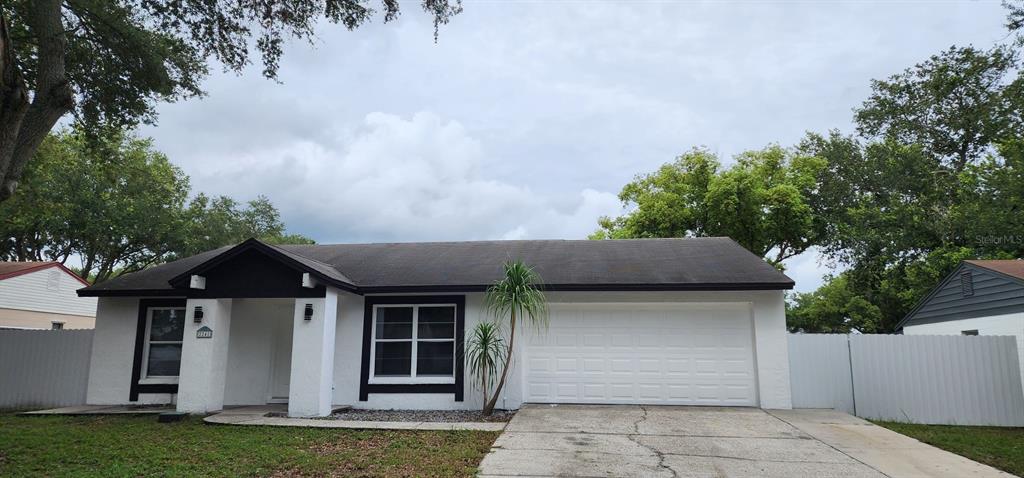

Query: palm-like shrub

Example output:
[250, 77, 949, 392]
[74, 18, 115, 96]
[466, 321, 507, 408]
[482, 260, 547, 415]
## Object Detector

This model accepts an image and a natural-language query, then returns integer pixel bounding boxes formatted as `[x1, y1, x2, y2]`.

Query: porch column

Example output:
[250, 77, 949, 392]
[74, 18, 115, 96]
[177, 298, 233, 414]
[288, 288, 338, 417]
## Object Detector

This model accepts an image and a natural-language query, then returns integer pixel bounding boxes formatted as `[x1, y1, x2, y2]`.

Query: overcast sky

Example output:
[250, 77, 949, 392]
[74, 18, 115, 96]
[139, 0, 1008, 292]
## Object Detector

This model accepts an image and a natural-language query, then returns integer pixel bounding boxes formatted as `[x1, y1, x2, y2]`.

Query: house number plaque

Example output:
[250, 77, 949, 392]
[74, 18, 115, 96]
[196, 326, 213, 339]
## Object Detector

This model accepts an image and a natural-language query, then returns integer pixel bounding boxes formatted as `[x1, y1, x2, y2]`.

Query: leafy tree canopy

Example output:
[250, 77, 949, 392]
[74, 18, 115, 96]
[854, 45, 1023, 171]
[783, 38, 1024, 332]
[797, 75, 1024, 331]
[0, 125, 312, 283]
[176, 194, 315, 259]
[787, 274, 883, 334]
[0, 0, 462, 201]
[592, 146, 828, 267]
[597, 38, 1024, 332]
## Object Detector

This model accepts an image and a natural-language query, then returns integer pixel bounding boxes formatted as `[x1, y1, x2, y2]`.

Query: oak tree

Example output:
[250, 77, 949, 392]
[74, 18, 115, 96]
[592, 146, 828, 267]
[0, 0, 462, 201]
[0, 126, 311, 283]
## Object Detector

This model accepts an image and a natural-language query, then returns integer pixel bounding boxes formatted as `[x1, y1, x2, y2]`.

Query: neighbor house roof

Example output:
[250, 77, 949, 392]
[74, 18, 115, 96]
[78, 237, 794, 296]
[0, 261, 89, 286]
[897, 259, 1024, 329]
[965, 260, 1024, 281]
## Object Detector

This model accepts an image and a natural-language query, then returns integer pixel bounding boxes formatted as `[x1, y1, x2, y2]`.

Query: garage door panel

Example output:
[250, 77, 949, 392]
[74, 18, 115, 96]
[528, 358, 552, 372]
[638, 359, 660, 373]
[555, 383, 577, 399]
[523, 303, 757, 406]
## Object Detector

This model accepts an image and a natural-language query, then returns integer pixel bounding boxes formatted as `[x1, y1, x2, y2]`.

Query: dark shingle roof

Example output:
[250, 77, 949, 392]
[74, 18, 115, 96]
[79, 237, 794, 296]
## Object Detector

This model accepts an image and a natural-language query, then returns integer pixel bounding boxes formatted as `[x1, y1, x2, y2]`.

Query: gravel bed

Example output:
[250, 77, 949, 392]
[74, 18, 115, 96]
[323, 409, 515, 423]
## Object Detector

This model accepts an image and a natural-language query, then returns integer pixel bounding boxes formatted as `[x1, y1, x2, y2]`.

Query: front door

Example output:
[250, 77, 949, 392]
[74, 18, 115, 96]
[267, 317, 293, 403]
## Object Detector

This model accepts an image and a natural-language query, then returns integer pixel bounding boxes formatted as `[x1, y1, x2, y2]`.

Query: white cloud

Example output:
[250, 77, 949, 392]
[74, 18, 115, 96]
[138, 1, 1007, 292]
[190, 111, 621, 243]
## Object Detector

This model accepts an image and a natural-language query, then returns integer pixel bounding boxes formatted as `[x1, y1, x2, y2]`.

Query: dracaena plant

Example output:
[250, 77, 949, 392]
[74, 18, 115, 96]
[482, 260, 547, 415]
[465, 321, 506, 410]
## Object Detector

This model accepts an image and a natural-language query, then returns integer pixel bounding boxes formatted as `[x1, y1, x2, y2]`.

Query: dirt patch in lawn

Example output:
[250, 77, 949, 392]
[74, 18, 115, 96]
[324, 409, 515, 423]
[309, 434, 393, 455]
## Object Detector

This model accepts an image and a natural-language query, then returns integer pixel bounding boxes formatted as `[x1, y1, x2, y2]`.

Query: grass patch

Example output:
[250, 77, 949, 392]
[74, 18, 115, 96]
[874, 421, 1024, 476]
[0, 414, 498, 477]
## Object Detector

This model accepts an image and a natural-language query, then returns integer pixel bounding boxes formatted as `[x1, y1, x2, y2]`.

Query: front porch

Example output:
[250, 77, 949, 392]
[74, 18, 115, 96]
[84, 239, 474, 416]
[176, 292, 343, 417]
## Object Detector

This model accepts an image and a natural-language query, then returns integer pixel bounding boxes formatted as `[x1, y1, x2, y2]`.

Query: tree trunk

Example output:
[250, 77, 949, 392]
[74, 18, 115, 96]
[0, 12, 30, 188]
[0, 1, 75, 202]
[481, 368, 488, 412]
[483, 310, 516, 416]
[81, 254, 96, 283]
[95, 259, 116, 284]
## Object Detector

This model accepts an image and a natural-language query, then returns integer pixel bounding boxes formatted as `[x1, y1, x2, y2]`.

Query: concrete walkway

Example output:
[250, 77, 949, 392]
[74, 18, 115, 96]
[20, 405, 174, 415]
[22, 404, 506, 431]
[478, 404, 1012, 478]
[204, 405, 506, 431]
[768, 409, 1013, 478]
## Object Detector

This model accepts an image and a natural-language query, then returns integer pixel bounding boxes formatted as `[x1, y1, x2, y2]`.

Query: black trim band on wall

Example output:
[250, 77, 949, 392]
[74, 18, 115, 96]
[359, 295, 465, 402]
[129, 298, 186, 401]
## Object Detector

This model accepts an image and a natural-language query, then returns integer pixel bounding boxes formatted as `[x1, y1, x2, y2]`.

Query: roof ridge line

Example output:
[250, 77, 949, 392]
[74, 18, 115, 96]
[279, 237, 728, 247]
[267, 243, 344, 270]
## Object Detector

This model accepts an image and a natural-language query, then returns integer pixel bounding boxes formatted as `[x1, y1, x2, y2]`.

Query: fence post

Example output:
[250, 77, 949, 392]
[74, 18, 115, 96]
[847, 334, 857, 417]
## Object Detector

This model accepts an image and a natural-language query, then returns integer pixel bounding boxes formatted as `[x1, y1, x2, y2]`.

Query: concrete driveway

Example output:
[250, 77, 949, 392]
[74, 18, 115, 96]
[478, 404, 1012, 478]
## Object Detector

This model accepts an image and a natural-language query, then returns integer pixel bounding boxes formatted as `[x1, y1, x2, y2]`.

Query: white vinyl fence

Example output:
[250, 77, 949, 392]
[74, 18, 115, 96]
[0, 329, 93, 409]
[789, 333, 1024, 426]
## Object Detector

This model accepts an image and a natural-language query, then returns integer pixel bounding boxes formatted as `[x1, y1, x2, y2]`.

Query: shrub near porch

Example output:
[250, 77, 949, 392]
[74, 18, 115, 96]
[0, 414, 498, 477]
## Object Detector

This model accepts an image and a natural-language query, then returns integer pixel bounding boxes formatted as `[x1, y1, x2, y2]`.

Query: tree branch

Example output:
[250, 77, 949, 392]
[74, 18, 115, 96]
[1, 0, 75, 201]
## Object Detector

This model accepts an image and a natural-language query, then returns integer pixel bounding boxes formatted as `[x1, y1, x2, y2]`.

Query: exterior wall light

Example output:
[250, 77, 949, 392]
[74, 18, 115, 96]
[193, 306, 204, 323]
[304, 303, 314, 321]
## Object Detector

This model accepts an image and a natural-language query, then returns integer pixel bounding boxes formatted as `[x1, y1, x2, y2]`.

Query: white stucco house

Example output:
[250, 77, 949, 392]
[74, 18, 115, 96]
[77, 237, 795, 418]
[0, 261, 96, 330]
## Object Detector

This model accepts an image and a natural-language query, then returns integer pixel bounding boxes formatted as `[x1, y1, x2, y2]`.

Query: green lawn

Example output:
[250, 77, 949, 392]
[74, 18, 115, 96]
[0, 414, 498, 477]
[875, 421, 1024, 476]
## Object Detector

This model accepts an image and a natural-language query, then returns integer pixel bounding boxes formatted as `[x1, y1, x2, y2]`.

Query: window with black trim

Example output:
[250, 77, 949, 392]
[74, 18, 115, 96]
[51, 321, 64, 330]
[370, 304, 456, 384]
[141, 307, 186, 380]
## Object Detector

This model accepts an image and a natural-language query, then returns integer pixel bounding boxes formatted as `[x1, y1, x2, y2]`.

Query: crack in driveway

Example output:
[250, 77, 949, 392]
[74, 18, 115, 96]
[625, 405, 679, 478]
[487, 444, 855, 465]
[480, 405, 920, 477]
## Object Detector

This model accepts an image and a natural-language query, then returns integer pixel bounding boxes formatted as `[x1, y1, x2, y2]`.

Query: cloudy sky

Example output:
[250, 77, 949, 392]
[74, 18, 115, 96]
[140, 0, 1008, 292]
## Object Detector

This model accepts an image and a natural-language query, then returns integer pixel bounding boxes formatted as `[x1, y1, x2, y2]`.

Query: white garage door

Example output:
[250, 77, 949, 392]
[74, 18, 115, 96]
[522, 303, 757, 406]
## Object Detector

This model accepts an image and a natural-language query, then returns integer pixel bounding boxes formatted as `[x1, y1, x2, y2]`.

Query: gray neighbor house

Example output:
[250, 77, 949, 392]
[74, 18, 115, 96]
[900, 260, 1024, 385]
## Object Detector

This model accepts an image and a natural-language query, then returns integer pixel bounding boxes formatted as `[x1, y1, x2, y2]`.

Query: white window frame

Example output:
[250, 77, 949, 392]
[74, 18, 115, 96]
[368, 304, 457, 385]
[139, 306, 185, 385]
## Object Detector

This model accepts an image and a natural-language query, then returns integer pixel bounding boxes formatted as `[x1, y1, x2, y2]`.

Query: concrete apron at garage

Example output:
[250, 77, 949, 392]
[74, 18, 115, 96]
[478, 404, 1012, 478]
